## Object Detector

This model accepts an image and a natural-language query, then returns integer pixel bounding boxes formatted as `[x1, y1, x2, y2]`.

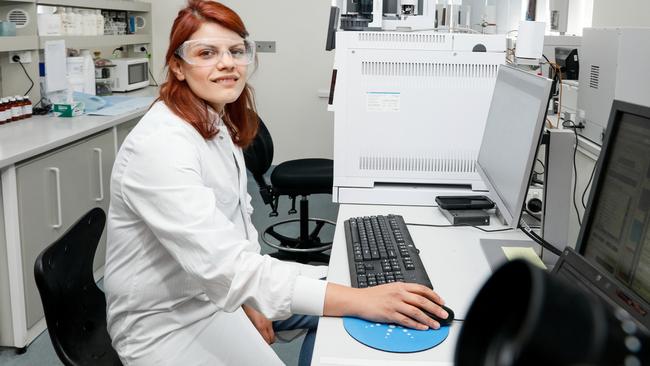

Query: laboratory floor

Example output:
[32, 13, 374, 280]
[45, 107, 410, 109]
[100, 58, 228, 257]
[0, 170, 339, 366]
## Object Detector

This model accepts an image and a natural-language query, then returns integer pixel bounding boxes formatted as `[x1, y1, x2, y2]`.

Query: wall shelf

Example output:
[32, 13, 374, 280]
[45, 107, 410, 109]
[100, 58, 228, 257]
[39, 34, 151, 49]
[0, 0, 35, 4]
[0, 0, 151, 109]
[0, 35, 38, 52]
[37, 0, 150, 12]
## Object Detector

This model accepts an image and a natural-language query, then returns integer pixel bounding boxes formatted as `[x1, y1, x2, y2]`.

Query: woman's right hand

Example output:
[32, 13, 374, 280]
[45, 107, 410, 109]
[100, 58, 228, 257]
[323, 282, 449, 330]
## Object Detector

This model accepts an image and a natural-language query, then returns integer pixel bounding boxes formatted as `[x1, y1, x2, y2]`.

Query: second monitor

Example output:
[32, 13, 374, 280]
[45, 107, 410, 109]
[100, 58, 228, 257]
[476, 65, 553, 228]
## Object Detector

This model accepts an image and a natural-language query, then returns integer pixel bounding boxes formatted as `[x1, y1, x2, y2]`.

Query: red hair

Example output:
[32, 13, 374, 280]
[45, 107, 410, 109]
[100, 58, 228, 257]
[157, 0, 258, 147]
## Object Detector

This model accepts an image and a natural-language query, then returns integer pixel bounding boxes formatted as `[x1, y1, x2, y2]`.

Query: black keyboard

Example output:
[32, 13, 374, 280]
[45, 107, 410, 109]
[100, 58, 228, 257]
[344, 214, 433, 289]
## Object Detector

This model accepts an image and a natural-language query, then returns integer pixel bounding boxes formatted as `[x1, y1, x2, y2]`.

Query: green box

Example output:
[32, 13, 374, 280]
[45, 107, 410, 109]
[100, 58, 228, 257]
[53, 102, 84, 117]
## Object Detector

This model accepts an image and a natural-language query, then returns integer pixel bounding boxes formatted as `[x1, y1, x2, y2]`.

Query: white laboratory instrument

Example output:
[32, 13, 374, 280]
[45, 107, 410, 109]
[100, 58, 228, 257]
[577, 27, 650, 144]
[549, 0, 569, 34]
[329, 30, 506, 205]
[335, 0, 471, 32]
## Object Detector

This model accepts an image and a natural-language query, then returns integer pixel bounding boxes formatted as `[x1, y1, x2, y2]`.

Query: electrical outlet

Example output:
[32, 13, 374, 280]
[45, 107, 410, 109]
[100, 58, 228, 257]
[255, 41, 276, 53]
[131, 44, 149, 54]
[526, 187, 544, 215]
[9, 51, 32, 64]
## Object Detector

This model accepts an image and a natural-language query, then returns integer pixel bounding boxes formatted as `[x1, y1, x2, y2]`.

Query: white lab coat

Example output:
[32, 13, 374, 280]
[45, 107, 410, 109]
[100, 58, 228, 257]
[104, 101, 328, 365]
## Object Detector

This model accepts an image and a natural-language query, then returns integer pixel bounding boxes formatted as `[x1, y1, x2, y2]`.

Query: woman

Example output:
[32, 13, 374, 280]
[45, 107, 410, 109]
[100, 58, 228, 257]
[104, 1, 449, 365]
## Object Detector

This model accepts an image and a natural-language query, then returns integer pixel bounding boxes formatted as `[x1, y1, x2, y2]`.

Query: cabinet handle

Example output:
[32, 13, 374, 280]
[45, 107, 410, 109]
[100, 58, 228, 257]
[93, 148, 104, 202]
[48, 167, 62, 229]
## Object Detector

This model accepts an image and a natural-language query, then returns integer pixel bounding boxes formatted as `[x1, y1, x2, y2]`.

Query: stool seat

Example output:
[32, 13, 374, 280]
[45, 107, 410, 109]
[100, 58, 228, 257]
[271, 158, 333, 196]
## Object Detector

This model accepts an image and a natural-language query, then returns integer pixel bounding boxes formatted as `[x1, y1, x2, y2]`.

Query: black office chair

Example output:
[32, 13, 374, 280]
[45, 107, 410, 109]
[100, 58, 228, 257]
[34, 207, 122, 366]
[244, 116, 334, 264]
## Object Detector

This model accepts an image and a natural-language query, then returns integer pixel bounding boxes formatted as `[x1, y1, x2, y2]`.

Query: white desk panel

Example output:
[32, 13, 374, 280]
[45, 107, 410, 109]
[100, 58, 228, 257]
[312, 204, 530, 366]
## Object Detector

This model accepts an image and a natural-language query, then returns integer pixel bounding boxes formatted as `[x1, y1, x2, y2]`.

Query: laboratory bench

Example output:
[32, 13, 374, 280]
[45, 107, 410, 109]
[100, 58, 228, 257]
[0, 87, 156, 349]
[311, 204, 532, 366]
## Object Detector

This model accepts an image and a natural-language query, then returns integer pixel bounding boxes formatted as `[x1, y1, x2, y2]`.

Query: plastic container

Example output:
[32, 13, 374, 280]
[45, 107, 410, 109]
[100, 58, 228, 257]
[83, 9, 97, 36]
[0, 21, 17, 37]
[62, 8, 73, 35]
[96, 9, 104, 36]
[37, 12, 63, 36]
[72, 8, 82, 36]
[55, 7, 66, 35]
[81, 50, 96, 95]
[67, 56, 85, 93]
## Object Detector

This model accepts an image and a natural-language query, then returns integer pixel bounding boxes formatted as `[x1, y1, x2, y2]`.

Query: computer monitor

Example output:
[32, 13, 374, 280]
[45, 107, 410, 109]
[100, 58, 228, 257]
[576, 100, 650, 327]
[476, 65, 553, 227]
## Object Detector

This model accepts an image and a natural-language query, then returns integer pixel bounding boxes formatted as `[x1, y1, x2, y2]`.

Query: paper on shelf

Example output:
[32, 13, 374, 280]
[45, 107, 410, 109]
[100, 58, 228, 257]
[502, 246, 547, 269]
[44, 39, 67, 93]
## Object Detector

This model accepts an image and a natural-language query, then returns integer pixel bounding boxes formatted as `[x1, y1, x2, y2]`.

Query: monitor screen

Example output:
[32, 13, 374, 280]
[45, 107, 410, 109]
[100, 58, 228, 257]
[476, 65, 553, 227]
[578, 101, 650, 307]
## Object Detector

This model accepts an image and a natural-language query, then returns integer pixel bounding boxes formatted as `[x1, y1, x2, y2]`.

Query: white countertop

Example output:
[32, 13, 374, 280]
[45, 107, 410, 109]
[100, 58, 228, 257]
[0, 88, 158, 169]
[312, 204, 530, 366]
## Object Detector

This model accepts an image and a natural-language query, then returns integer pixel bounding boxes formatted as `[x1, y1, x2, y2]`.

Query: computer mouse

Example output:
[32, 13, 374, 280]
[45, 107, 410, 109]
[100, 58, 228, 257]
[424, 303, 455, 327]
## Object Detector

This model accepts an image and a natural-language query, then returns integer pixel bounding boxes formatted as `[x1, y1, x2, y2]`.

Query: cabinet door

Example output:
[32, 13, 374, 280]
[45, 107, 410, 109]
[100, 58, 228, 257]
[0, 184, 14, 346]
[83, 131, 115, 271]
[16, 130, 113, 328]
[116, 118, 139, 149]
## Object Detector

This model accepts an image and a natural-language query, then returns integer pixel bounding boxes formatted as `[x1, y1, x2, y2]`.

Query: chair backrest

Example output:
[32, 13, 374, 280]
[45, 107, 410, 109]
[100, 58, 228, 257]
[34, 207, 122, 366]
[243, 116, 274, 188]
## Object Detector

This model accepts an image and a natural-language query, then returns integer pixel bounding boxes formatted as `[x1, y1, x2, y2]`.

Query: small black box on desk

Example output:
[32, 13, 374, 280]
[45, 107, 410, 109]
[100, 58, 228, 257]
[439, 208, 490, 226]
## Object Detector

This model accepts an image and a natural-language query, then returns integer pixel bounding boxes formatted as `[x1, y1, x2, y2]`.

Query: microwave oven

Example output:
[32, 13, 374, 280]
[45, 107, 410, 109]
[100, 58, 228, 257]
[112, 57, 150, 92]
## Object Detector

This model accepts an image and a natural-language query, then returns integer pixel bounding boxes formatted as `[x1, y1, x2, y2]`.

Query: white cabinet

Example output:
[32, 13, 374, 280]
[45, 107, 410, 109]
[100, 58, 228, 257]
[116, 118, 139, 148]
[0, 94, 151, 348]
[0, 184, 14, 347]
[15, 129, 114, 329]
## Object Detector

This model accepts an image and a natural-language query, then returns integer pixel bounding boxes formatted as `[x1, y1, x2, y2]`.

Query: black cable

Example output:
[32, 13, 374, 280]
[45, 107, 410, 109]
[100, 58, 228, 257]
[112, 46, 124, 58]
[406, 222, 514, 233]
[148, 66, 159, 87]
[518, 221, 563, 256]
[532, 158, 545, 184]
[16, 59, 34, 96]
[581, 162, 597, 209]
[542, 54, 560, 97]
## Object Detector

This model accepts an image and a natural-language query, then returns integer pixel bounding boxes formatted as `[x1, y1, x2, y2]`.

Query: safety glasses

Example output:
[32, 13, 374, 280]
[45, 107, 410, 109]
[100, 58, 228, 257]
[175, 37, 256, 67]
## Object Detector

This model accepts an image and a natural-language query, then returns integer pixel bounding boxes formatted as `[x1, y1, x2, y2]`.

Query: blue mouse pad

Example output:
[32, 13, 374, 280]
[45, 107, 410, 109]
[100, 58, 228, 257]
[343, 317, 450, 353]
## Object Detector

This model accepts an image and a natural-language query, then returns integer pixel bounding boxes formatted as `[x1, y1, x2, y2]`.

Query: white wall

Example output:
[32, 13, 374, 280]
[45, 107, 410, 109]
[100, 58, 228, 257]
[592, 0, 650, 27]
[148, 0, 335, 164]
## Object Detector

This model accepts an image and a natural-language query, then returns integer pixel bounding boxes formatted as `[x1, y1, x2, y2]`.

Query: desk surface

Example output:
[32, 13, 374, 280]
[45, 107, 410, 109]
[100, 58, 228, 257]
[312, 204, 531, 366]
